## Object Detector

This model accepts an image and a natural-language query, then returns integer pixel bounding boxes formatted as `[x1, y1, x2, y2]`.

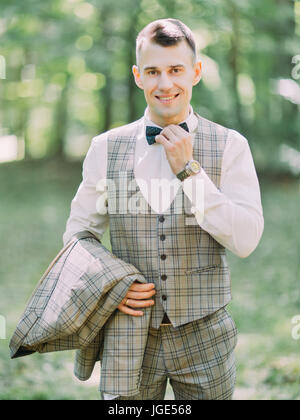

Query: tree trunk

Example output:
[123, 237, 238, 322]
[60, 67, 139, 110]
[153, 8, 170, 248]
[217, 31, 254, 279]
[126, 0, 142, 122]
[98, 6, 113, 132]
[51, 74, 70, 159]
[227, 0, 244, 131]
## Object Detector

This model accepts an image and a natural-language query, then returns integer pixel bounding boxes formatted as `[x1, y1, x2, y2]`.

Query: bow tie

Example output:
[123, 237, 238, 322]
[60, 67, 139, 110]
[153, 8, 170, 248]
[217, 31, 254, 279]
[145, 122, 189, 145]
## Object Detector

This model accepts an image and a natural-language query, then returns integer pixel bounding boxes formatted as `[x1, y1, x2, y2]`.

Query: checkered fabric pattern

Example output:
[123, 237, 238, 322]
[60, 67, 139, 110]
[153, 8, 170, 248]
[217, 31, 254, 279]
[106, 113, 232, 329]
[9, 231, 153, 395]
[102, 307, 238, 400]
[10, 112, 238, 398]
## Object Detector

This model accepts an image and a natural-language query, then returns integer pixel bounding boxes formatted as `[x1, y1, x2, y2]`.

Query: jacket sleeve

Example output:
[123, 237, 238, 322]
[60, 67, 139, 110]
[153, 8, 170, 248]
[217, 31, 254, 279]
[9, 231, 146, 359]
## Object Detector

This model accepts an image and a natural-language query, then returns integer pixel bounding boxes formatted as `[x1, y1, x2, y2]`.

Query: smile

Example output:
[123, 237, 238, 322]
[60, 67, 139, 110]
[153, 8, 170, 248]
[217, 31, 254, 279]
[155, 93, 180, 103]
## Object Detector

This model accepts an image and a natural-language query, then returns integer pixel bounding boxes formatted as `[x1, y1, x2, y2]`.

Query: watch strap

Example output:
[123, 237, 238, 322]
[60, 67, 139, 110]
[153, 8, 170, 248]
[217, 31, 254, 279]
[176, 167, 190, 181]
[176, 160, 201, 181]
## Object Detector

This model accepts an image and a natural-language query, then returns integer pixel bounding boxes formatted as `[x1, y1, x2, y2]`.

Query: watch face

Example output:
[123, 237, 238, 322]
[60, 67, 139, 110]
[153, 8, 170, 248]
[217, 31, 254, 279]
[189, 160, 201, 173]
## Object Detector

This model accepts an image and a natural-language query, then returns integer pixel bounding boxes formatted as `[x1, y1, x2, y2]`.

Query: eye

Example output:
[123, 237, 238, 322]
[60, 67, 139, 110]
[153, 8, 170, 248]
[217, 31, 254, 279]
[148, 70, 157, 75]
[172, 68, 181, 73]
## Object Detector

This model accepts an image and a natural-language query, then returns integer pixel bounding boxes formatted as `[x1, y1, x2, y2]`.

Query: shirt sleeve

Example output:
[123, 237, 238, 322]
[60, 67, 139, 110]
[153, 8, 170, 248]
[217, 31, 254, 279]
[62, 133, 109, 246]
[182, 129, 264, 258]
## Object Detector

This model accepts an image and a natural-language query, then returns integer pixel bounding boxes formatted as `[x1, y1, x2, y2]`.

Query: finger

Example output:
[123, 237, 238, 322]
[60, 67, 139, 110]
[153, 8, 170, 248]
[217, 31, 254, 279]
[126, 298, 155, 308]
[129, 282, 156, 292]
[121, 297, 130, 305]
[160, 127, 179, 144]
[155, 134, 174, 150]
[127, 289, 156, 300]
[172, 124, 189, 135]
[118, 303, 144, 317]
[168, 125, 191, 142]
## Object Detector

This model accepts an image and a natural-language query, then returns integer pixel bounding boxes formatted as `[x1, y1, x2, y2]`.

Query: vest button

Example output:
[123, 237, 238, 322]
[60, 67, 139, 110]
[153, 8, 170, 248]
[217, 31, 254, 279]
[160, 254, 167, 260]
[160, 234, 166, 241]
[162, 295, 167, 301]
[161, 274, 167, 281]
[159, 216, 165, 223]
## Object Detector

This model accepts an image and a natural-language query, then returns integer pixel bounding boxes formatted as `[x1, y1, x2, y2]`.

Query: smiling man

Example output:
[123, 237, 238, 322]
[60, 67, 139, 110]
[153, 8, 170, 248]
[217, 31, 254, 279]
[63, 18, 264, 400]
[134, 29, 201, 118]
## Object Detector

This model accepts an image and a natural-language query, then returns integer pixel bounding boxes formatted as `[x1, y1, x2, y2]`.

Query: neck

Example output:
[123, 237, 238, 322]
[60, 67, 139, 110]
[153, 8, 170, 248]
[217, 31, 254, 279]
[148, 107, 190, 127]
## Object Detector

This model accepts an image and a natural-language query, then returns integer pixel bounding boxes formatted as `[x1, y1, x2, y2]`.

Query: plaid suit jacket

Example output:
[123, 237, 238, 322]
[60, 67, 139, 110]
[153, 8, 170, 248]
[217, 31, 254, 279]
[9, 230, 152, 396]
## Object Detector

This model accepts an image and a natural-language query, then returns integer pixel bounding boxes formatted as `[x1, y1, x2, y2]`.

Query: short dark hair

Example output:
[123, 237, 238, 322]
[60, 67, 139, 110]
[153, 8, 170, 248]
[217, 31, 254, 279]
[136, 19, 196, 66]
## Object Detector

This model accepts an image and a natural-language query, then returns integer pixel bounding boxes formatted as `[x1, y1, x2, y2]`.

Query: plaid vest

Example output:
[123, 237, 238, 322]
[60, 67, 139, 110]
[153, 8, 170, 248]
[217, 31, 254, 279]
[106, 112, 231, 328]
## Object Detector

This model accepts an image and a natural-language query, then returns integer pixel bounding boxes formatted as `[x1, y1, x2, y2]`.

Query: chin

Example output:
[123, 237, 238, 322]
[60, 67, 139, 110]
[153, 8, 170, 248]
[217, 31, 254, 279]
[148, 104, 185, 124]
[161, 110, 184, 122]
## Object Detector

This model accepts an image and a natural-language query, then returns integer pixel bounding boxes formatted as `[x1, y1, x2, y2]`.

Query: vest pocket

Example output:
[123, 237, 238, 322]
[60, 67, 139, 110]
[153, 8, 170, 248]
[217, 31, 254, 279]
[185, 264, 220, 275]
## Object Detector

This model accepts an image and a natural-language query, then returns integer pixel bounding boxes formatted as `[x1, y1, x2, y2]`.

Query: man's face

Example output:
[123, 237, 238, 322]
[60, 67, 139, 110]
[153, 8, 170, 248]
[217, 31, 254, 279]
[132, 39, 201, 127]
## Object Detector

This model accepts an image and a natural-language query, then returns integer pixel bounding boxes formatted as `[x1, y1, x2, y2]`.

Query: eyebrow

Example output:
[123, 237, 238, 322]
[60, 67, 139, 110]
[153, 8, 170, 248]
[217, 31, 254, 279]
[142, 64, 185, 72]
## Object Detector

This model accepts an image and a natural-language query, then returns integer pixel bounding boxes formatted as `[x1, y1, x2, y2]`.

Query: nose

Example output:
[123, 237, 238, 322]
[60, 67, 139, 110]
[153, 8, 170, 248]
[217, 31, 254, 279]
[157, 71, 173, 90]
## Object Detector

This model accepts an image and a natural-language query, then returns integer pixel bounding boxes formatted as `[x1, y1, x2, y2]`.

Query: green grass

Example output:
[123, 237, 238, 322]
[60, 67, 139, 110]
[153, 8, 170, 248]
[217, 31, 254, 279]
[0, 158, 299, 400]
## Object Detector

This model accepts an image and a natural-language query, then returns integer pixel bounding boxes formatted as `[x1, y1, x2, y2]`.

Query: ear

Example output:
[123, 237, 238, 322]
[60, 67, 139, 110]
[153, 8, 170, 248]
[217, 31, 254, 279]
[192, 60, 202, 86]
[132, 65, 144, 90]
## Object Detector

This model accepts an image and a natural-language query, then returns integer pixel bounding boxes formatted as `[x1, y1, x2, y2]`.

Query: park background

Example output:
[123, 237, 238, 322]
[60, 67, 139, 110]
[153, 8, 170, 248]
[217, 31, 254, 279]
[0, 0, 299, 400]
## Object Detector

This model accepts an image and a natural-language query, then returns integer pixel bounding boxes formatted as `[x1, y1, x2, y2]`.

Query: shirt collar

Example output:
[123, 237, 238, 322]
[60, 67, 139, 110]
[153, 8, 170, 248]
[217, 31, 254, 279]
[144, 105, 198, 134]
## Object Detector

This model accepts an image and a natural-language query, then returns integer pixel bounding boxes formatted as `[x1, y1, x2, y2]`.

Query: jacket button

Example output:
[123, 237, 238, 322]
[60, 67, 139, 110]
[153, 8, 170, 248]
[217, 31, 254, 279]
[162, 295, 167, 301]
[160, 234, 166, 241]
[160, 254, 167, 260]
[161, 274, 167, 281]
[159, 216, 165, 223]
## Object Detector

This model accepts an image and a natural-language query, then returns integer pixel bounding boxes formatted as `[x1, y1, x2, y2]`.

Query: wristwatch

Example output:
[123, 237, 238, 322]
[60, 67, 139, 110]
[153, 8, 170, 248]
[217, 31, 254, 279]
[176, 159, 201, 181]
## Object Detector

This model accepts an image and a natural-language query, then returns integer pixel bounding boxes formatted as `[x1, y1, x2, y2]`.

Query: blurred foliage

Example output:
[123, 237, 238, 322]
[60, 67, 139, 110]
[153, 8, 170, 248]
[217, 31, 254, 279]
[1, 1, 299, 400]
[0, 0, 299, 173]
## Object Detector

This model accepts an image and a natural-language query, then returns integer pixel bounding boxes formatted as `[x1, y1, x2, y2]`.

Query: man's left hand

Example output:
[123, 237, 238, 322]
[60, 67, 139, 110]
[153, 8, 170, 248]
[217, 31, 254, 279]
[155, 125, 193, 175]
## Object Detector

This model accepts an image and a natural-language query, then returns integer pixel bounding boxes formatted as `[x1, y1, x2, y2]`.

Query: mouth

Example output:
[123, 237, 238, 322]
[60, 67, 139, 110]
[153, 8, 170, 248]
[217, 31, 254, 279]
[155, 93, 180, 104]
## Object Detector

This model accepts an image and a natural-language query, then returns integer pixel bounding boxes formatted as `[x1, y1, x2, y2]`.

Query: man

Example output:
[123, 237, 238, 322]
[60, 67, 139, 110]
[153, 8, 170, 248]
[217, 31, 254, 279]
[63, 18, 264, 400]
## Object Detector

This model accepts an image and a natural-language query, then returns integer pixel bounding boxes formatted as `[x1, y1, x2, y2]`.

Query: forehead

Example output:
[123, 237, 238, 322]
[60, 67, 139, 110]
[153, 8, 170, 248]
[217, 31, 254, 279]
[138, 39, 194, 70]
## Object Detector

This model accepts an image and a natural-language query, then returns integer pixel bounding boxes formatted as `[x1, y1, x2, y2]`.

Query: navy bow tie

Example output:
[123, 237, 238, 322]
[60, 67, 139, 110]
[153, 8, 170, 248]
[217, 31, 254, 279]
[145, 122, 189, 145]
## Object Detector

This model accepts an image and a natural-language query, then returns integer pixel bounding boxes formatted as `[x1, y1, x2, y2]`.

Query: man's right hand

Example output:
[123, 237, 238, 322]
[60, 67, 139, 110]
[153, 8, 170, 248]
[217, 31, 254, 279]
[117, 281, 156, 316]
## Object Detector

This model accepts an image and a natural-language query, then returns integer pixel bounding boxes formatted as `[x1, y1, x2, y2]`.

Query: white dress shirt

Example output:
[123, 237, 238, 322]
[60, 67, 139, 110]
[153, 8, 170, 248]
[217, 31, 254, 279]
[63, 105, 264, 258]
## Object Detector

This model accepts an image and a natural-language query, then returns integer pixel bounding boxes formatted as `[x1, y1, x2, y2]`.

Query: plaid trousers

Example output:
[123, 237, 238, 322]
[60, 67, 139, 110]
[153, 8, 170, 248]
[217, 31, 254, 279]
[102, 306, 238, 400]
